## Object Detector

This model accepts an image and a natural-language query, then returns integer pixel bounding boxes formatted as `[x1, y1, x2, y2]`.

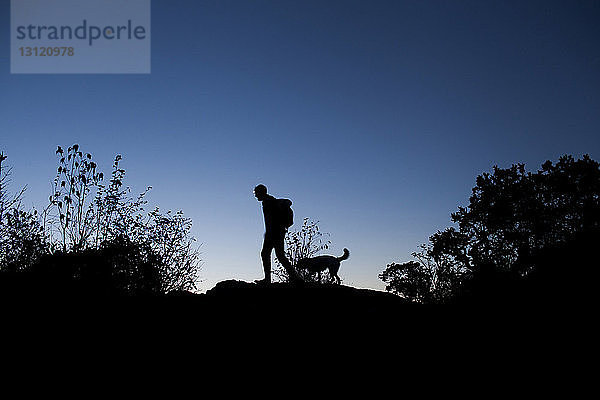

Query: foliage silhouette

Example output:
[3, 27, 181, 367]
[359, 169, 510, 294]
[379, 242, 467, 303]
[381, 154, 600, 304]
[49, 145, 103, 251]
[0, 153, 46, 273]
[24, 235, 162, 296]
[0, 145, 201, 296]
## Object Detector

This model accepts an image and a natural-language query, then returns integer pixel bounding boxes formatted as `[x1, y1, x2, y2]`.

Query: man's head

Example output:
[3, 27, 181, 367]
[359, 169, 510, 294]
[254, 184, 268, 201]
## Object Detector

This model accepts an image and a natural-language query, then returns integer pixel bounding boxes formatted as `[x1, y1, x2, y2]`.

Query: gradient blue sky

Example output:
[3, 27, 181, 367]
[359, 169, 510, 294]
[1, 1, 599, 292]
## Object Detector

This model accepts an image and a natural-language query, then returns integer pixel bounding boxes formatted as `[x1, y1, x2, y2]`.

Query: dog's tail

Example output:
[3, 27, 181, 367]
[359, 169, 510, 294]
[337, 248, 350, 261]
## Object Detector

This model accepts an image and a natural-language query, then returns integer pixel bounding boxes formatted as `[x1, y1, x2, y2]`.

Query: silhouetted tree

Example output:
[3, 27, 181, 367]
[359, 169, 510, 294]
[379, 241, 467, 303]
[0, 152, 46, 272]
[381, 154, 600, 303]
[445, 155, 600, 272]
[0, 152, 25, 241]
[379, 261, 431, 303]
[0, 209, 47, 273]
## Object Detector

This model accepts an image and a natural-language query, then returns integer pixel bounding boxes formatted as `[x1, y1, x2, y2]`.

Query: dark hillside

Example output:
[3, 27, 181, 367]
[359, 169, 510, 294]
[201, 279, 411, 320]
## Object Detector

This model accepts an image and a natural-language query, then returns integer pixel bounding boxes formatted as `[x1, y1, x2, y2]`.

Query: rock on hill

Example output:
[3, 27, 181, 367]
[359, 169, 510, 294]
[204, 279, 407, 312]
[193, 280, 415, 329]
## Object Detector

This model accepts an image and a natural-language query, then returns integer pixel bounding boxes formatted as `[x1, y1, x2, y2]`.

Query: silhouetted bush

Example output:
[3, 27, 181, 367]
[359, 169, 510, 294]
[24, 235, 162, 296]
[0, 145, 201, 296]
[0, 152, 47, 273]
[0, 209, 47, 273]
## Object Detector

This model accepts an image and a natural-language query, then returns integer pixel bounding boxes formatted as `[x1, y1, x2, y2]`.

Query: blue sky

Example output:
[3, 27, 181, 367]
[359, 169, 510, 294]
[1, 0, 599, 291]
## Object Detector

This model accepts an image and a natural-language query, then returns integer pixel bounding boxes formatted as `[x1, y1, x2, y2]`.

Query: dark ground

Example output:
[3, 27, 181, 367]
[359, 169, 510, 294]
[2, 277, 573, 333]
[1, 276, 590, 385]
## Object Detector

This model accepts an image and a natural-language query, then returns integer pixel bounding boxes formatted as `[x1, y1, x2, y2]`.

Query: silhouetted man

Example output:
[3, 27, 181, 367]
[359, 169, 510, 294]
[254, 184, 302, 284]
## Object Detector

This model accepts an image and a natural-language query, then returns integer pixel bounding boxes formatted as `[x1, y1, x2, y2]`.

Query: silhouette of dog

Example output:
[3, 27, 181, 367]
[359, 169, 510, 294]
[296, 248, 350, 284]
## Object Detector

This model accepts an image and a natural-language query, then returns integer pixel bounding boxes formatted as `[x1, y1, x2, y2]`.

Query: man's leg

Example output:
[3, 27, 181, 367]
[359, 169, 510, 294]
[273, 233, 303, 283]
[259, 237, 274, 283]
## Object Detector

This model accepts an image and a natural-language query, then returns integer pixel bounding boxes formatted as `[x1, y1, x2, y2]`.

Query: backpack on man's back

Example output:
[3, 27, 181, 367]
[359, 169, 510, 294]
[276, 198, 294, 229]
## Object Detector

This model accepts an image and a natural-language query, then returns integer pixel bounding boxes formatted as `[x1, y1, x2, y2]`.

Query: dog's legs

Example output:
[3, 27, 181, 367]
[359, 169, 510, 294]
[329, 267, 341, 285]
